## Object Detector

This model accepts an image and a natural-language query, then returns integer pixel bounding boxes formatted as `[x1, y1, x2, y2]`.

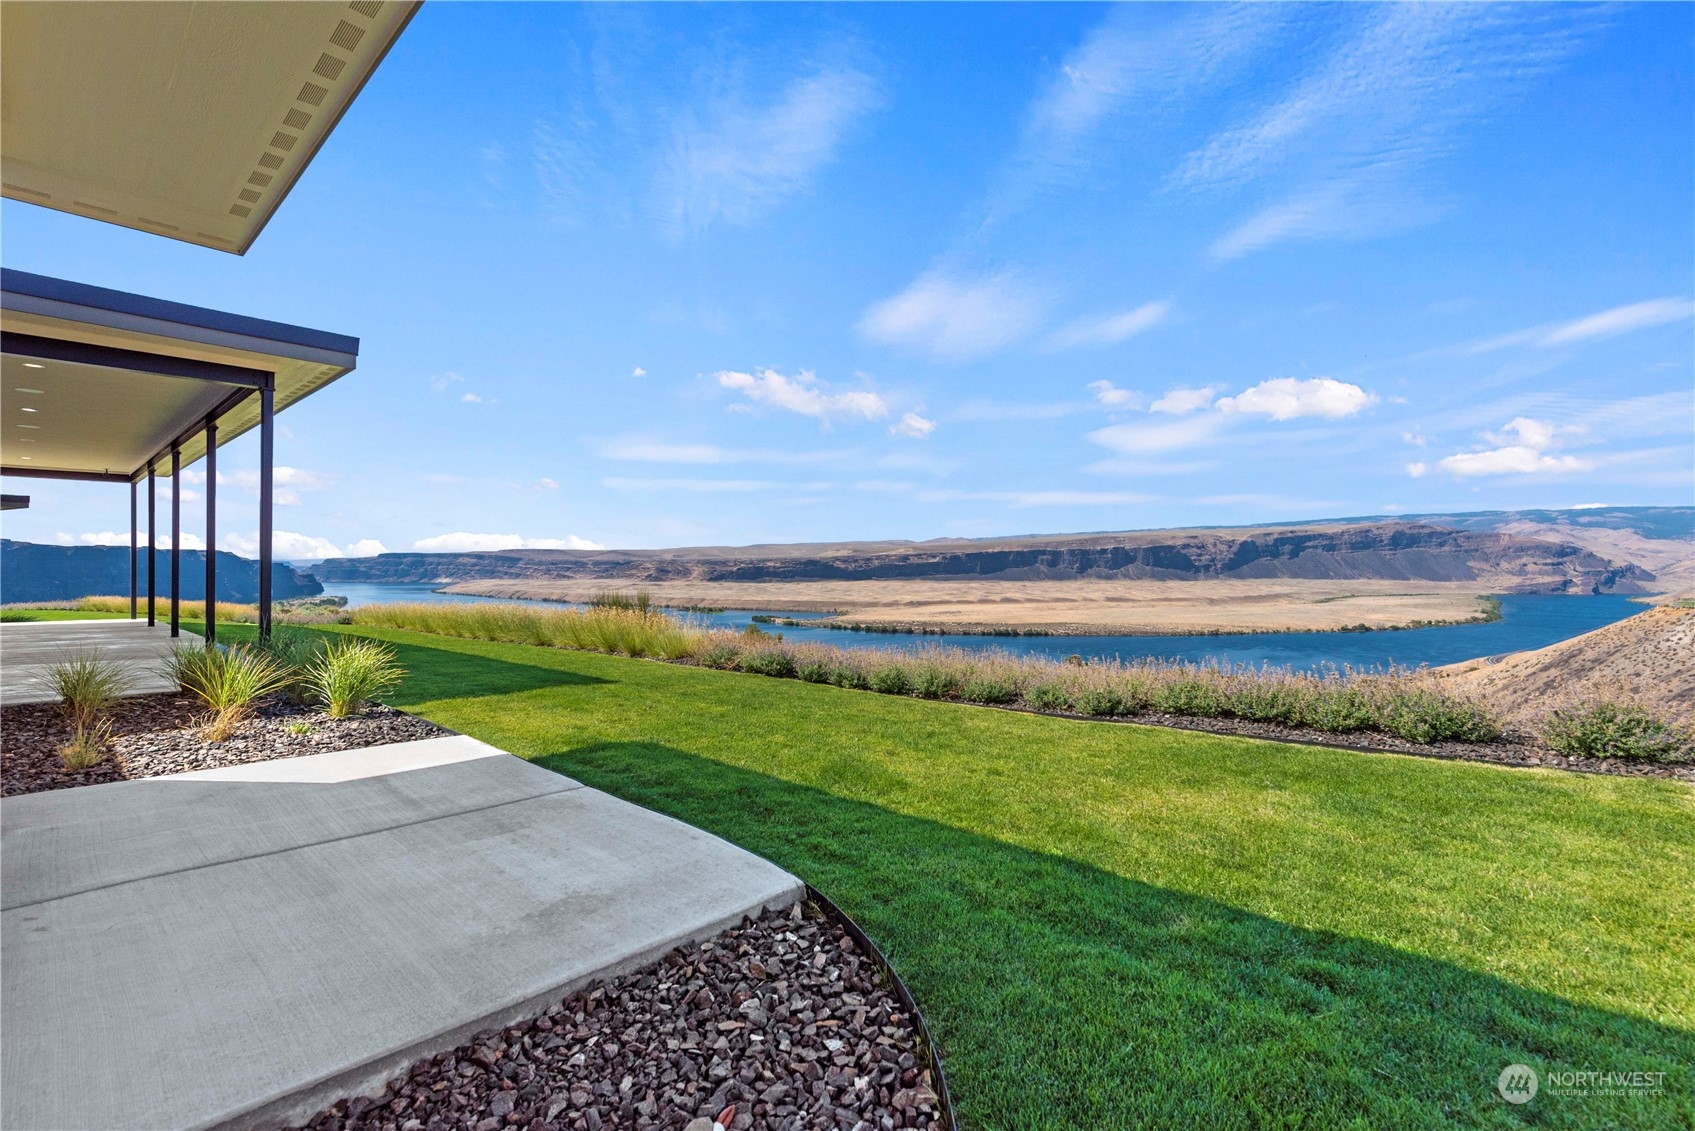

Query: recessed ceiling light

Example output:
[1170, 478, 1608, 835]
[17, 424, 40, 429]
[20, 407, 38, 413]
[19, 456, 31, 460]
[21, 362, 44, 369]
[14, 387, 44, 394]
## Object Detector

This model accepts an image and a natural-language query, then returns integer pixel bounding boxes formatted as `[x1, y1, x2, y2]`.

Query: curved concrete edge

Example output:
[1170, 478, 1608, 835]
[219, 881, 803, 1131]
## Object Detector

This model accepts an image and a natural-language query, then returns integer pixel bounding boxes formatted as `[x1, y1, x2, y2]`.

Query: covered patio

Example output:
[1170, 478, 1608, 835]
[2, 268, 358, 640]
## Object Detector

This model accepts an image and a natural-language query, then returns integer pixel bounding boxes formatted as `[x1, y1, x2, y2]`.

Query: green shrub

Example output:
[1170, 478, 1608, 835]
[1025, 683, 1070, 711]
[741, 649, 797, 678]
[909, 663, 962, 700]
[1075, 687, 1127, 717]
[1542, 701, 1693, 763]
[699, 644, 741, 670]
[1227, 681, 1309, 724]
[869, 665, 912, 696]
[1156, 677, 1224, 718]
[43, 650, 130, 730]
[2, 609, 42, 622]
[830, 665, 871, 690]
[303, 638, 406, 718]
[166, 643, 294, 740]
[1379, 688, 1500, 744]
[1300, 686, 1378, 733]
[796, 659, 834, 683]
[962, 677, 1018, 705]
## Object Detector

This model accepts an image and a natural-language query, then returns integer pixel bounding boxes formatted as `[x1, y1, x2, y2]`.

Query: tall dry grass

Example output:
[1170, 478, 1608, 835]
[348, 601, 1509, 745]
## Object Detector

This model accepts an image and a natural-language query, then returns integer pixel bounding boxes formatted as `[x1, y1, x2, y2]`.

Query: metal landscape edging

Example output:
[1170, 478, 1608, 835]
[805, 883, 959, 1131]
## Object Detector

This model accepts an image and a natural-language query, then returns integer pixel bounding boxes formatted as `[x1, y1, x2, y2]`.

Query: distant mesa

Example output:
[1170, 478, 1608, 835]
[0, 540, 322, 604]
[309, 513, 1688, 595]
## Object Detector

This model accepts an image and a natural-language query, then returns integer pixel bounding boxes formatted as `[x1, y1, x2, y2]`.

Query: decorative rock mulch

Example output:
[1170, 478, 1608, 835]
[294, 901, 944, 1131]
[1005, 705, 1695, 782]
[1, 693, 452, 796]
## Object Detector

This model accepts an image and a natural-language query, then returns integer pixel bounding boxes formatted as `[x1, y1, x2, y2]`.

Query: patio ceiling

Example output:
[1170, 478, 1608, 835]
[0, 0, 418, 254]
[1, 270, 358, 480]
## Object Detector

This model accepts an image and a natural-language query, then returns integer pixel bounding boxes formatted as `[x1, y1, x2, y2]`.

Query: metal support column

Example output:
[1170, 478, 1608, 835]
[204, 416, 218, 643]
[170, 444, 180, 637]
[129, 479, 138, 619]
[147, 463, 156, 626]
[258, 379, 274, 640]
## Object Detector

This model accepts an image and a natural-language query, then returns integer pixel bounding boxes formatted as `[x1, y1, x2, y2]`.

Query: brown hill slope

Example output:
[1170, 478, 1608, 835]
[1439, 604, 1695, 727]
[316, 521, 1652, 593]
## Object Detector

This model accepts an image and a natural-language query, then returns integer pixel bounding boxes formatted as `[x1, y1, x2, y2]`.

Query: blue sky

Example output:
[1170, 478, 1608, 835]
[4, 2, 1691, 559]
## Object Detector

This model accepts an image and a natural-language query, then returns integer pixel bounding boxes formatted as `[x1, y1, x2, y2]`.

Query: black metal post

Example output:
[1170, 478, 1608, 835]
[205, 416, 218, 644]
[129, 479, 138, 619]
[258, 379, 274, 640]
[147, 463, 156, 626]
[170, 444, 180, 637]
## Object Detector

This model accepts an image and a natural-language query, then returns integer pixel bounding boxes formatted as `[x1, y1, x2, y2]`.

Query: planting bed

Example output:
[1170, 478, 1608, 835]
[293, 900, 946, 1131]
[0, 693, 449, 796]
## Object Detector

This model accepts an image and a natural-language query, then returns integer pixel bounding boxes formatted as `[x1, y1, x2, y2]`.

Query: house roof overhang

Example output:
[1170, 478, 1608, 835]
[1, 270, 358, 481]
[0, 0, 419, 254]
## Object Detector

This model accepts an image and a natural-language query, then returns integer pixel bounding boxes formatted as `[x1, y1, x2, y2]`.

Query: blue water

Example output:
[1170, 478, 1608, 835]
[325, 582, 1642, 671]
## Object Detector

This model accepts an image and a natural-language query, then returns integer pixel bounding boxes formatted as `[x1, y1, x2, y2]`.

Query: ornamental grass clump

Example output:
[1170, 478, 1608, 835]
[166, 643, 294, 741]
[304, 638, 406, 718]
[1540, 700, 1693, 763]
[255, 626, 325, 704]
[42, 650, 131, 769]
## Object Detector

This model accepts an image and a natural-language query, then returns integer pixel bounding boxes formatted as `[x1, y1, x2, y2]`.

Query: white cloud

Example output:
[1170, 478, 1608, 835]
[631, 367, 647, 378]
[1405, 461, 1428, 478]
[1088, 381, 1143, 409]
[218, 466, 328, 506]
[430, 372, 464, 393]
[411, 532, 605, 553]
[659, 67, 877, 236]
[1088, 415, 1223, 454]
[599, 477, 781, 493]
[1150, 384, 1223, 415]
[54, 531, 129, 547]
[462, 392, 483, 404]
[346, 539, 388, 557]
[1216, 378, 1376, 420]
[716, 369, 887, 424]
[1427, 415, 1594, 479]
[889, 412, 936, 440]
[1051, 301, 1171, 348]
[859, 271, 1046, 361]
[221, 530, 340, 559]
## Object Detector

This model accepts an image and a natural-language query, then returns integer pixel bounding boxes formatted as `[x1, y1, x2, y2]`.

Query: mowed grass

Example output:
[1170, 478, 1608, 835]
[221, 624, 1695, 1129]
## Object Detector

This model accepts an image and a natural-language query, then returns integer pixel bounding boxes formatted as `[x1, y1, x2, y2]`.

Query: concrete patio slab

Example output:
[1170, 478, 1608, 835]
[2, 740, 802, 1131]
[0, 618, 182, 705]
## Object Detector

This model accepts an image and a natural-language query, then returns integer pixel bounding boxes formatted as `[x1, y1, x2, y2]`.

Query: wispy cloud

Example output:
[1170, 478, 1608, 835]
[1088, 415, 1224, 454]
[1468, 297, 1695, 353]
[1188, 5, 1590, 259]
[889, 412, 936, 440]
[1088, 381, 1143, 409]
[716, 369, 887, 424]
[1049, 301, 1172, 349]
[658, 67, 877, 237]
[412, 532, 605, 552]
[919, 488, 1153, 508]
[1149, 385, 1222, 415]
[600, 477, 784, 493]
[599, 438, 846, 464]
[859, 271, 1047, 361]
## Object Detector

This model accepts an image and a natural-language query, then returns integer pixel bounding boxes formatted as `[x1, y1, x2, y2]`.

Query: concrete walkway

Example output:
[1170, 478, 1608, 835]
[0, 618, 184, 705]
[2, 736, 802, 1131]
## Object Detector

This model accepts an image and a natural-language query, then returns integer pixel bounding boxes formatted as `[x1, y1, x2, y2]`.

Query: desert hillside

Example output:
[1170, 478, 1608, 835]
[1438, 604, 1695, 727]
[317, 521, 1653, 593]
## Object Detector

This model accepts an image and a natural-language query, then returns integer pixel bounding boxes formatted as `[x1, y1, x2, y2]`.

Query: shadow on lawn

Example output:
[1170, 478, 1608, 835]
[538, 739, 1693, 1131]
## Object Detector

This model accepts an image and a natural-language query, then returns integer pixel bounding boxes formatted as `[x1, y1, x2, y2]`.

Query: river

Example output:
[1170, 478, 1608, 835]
[321, 582, 1643, 671]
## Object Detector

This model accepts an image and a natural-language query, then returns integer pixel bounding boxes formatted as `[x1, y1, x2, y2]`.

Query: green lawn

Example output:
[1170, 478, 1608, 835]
[242, 624, 1695, 1128]
[0, 609, 136, 622]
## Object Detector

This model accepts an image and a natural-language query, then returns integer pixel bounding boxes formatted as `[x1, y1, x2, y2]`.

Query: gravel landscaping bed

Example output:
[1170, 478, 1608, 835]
[294, 901, 945, 1131]
[1, 693, 452, 796]
[1002, 706, 1695, 782]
